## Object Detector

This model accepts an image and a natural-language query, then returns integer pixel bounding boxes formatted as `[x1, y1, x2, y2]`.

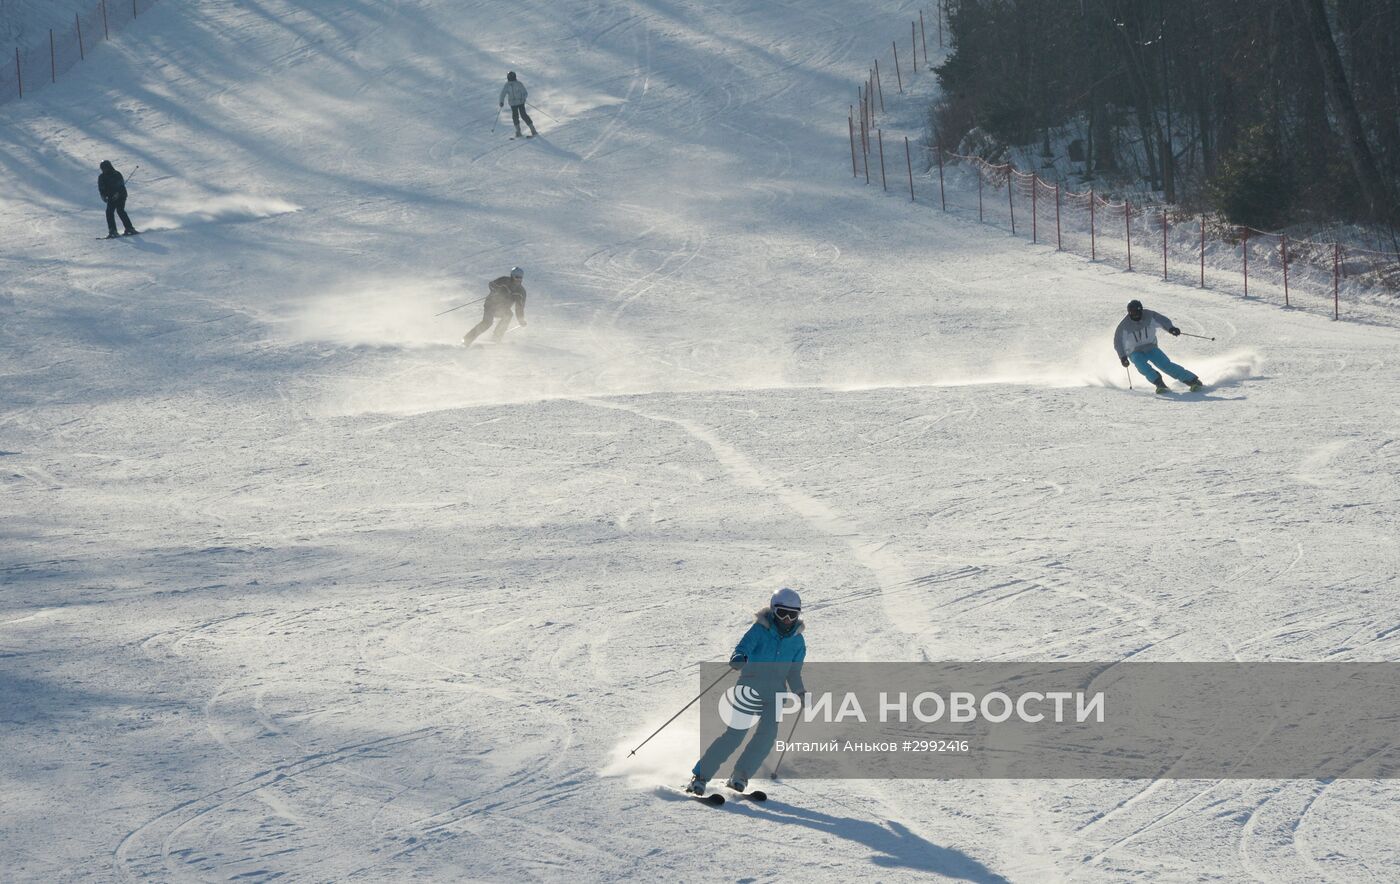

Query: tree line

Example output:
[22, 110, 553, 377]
[932, 0, 1400, 229]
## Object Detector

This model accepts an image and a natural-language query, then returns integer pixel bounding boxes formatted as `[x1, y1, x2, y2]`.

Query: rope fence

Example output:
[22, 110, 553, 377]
[0, 0, 159, 105]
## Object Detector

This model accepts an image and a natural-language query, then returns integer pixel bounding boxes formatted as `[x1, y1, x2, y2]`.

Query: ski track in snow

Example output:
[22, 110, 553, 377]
[4, 0, 1400, 880]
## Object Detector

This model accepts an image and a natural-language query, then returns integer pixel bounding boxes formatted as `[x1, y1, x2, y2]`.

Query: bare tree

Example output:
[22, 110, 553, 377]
[1292, 0, 1394, 219]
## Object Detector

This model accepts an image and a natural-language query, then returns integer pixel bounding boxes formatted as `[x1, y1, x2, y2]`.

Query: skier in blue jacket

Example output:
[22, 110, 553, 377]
[1115, 299, 1203, 394]
[687, 588, 807, 795]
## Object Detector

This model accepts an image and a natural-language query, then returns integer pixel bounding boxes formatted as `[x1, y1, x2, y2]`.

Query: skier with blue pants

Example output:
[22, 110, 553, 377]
[687, 588, 806, 795]
[1115, 300, 1203, 394]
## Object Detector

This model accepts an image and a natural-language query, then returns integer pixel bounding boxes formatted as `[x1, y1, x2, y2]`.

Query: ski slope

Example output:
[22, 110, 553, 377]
[3, 0, 1400, 880]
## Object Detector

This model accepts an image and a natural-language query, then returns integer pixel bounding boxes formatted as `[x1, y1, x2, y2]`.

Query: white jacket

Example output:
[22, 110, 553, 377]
[499, 80, 528, 107]
[1114, 309, 1173, 359]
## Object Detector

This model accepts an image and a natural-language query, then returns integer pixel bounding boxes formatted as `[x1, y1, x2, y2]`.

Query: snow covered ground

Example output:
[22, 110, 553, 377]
[3, 0, 1400, 880]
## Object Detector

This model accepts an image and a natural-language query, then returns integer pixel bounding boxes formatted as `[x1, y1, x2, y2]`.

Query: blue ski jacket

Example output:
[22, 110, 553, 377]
[730, 608, 806, 694]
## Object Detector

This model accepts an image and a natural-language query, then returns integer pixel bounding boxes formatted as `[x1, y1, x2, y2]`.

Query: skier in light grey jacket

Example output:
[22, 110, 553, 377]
[1114, 300, 1203, 393]
[498, 71, 537, 138]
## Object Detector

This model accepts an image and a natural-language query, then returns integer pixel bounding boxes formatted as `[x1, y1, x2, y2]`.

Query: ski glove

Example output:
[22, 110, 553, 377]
[1120, 356, 1130, 367]
[729, 654, 748, 670]
[1169, 327, 1181, 336]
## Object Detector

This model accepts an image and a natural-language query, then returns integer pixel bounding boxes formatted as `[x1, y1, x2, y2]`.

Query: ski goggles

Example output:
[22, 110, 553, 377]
[773, 607, 800, 622]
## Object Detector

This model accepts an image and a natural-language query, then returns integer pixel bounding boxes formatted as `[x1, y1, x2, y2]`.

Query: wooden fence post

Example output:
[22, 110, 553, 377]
[862, 126, 870, 185]
[848, 109, 857, 177]
[1125, 200, 1132, 271]
[1090, 190, 1096, 261]
[1031, 175, 1038, 243]
[1008, 169, 1015, 235]
[1281, 234, 1289, 307]
[936, 141, 945, 210]
[1161, 208, 1168, 280]
[878, 128, 887, 191]
[905, 136, 914, 201]
[892, 43, 903, 93]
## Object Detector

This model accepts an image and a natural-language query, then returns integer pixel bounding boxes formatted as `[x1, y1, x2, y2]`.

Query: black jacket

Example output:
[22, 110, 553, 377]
[98, 168, 126, 202]
[486, 276, 526, 319]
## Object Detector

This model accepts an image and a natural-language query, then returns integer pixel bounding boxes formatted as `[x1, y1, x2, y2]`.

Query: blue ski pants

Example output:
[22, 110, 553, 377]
[1129, 346, 1197, 385]
[692, 696, 780, 782]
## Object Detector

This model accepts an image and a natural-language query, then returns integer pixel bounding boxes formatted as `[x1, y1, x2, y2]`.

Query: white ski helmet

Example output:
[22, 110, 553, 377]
[770, 587, 801, 611]
[510, 266, 524, 279]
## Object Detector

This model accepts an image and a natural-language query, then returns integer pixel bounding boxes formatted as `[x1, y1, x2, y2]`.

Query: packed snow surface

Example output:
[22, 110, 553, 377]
[3, 0, 1399, 880]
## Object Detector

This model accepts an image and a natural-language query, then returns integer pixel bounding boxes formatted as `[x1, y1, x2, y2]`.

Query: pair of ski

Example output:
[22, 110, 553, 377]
[1153, 382, 1205, 396]
[672, 785, 767, 807]
[509, 133, 536, 140]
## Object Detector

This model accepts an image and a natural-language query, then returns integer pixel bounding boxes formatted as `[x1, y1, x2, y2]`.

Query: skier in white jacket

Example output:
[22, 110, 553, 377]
[1114, 299, 1203, 393]
[498, 71, 537, 138]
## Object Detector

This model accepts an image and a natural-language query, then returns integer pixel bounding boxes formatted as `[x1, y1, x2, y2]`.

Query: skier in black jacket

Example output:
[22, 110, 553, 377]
[463, 266, 528, 346]
[98, 160, 139, 238]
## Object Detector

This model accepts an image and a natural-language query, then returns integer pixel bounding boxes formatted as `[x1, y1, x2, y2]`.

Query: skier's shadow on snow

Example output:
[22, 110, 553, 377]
[526, 135, 582, 162]
[109, 236, 170, 255]
[712, 794, 1007, 882]
[1165, 374, 1269, 403]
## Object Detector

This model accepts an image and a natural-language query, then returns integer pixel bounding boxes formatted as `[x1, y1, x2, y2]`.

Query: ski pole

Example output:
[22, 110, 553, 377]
[125, 163, 141, 185]
[1178, 331, 1215, 341]
[1125, 364, 1133, 390]
[526, 101, 558, 122]
[628, 668, 734, 757]
[491, 106, 501, 132]
[433, 296, 485, 317]
[772, 704, 803, 780]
